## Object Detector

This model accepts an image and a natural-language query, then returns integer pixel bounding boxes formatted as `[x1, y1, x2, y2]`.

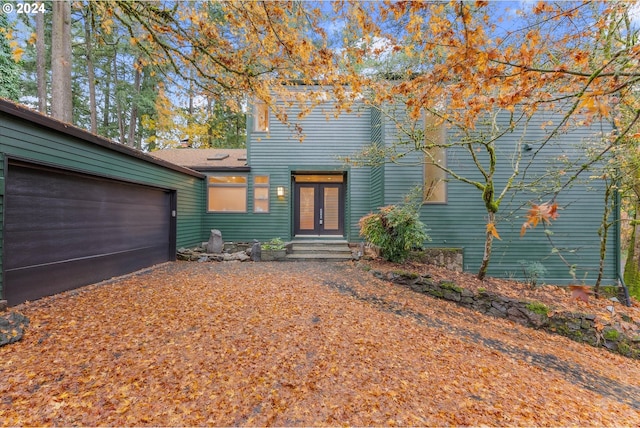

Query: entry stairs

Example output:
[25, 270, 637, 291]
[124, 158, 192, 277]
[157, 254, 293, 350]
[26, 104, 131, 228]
[285, 239, 354, 261]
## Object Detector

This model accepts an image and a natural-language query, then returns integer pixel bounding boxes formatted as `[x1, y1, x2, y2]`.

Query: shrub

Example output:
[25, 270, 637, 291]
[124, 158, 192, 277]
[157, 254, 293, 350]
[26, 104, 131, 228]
[519, 260, 548, 288]
[359, 201, 429, 263]
[262, 237, 285, 251]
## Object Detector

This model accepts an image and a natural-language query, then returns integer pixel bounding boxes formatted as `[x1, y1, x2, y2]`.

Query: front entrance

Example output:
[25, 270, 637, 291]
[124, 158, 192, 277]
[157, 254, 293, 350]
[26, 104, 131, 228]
[294, 174, 345, 236]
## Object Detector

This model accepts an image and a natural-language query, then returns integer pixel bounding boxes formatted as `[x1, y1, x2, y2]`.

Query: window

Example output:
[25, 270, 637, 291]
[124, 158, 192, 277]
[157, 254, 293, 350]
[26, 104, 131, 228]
[254, 175, 270, 213]
[207, 175, 247, 212]
[254, 101, 269, 132]
[423, 113, 447, 203]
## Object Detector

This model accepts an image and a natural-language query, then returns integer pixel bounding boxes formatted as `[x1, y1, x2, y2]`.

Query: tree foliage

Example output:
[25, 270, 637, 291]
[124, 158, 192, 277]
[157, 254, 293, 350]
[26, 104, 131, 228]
[334, 0, 640, 280]
[0, 13, 20, 101]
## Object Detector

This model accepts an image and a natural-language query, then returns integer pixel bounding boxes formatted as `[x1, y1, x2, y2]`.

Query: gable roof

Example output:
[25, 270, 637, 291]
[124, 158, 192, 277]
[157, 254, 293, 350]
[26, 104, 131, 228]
[150, 148, 249, 171]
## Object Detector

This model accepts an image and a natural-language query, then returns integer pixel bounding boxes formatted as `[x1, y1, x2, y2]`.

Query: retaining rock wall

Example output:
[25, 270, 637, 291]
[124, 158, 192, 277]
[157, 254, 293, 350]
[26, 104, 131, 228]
[373, 270, 640, 360]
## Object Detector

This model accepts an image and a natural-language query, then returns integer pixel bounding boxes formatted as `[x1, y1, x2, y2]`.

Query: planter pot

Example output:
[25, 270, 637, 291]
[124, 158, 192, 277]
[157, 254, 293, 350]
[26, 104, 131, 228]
[262, 249, 286, 261]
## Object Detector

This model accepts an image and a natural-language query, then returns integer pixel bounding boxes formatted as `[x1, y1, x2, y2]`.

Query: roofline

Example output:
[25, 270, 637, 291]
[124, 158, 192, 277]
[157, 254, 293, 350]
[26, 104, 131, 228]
[0, 98, 204, 179]
[191, 166, 251, 173]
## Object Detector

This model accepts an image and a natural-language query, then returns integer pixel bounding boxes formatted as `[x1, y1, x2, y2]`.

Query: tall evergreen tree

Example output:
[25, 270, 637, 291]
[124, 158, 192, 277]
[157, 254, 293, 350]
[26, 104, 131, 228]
[51, 0, 72, 122]
[0, 13, 20, 101]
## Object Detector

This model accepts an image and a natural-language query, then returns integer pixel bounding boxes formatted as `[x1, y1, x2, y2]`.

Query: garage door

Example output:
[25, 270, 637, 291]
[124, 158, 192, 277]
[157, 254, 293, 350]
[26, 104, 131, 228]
[4, 160, 176, 305]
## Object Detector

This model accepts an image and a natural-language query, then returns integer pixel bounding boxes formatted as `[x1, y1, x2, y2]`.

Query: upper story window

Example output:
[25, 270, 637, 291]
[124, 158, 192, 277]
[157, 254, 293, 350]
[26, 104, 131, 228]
[207, 175, 247, 212]
[423, 113, 447, 203]
[254, 101, 269, 132]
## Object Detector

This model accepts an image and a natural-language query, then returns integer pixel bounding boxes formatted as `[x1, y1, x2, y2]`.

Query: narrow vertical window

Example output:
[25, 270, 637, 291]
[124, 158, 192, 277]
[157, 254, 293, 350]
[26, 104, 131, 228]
[254, 175, 270, 213]
[254, 101, 269, 132]
[423, 113, 447, 203]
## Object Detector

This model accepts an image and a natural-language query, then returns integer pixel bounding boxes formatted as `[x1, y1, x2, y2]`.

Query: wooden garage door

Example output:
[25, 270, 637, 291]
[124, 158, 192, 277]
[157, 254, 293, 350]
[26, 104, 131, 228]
[4, 161, 175, 305]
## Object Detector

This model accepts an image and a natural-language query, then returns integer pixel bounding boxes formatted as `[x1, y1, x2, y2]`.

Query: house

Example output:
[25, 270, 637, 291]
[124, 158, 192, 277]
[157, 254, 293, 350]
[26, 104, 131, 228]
[154, 88, 620, 287]
[0, 90, 620, 306]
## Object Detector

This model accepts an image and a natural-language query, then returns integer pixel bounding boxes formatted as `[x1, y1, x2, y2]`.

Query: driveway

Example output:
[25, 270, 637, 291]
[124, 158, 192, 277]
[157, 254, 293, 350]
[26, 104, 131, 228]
[1, 261, 639, 426]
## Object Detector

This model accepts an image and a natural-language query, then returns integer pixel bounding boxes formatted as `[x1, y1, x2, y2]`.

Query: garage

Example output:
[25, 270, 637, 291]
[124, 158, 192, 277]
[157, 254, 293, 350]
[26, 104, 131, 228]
[3, 159, 176, 305]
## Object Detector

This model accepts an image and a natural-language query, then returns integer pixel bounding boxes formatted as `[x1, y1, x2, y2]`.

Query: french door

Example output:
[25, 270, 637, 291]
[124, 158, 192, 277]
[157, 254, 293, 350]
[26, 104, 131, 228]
[294, 181, 344, 236]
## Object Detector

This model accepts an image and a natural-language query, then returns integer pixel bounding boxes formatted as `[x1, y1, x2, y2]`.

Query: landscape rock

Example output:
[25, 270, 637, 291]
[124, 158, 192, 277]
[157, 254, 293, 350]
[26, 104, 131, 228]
[206, 229, 224, 253]
[0, 312, 29, 347]
[250, 240, 262, 262]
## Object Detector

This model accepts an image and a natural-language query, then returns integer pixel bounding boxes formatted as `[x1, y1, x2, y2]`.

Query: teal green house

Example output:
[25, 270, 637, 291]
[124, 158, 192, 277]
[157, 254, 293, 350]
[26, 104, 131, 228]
[153, 93, 619, 288]
[0, 92, 620, 306]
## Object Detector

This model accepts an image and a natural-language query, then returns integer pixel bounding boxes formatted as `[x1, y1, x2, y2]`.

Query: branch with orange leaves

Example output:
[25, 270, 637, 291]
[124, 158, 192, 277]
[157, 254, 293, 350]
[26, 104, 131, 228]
[520, 201, 559, 237]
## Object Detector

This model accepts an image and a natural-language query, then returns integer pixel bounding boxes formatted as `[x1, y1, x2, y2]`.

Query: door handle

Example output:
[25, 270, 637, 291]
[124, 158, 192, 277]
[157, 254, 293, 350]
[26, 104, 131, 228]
[319, 208, 323, 225]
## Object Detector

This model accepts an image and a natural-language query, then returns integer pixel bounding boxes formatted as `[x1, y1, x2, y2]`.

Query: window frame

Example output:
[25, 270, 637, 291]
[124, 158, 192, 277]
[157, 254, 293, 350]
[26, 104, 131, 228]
[206, 174, 248, 213]
[253, 101, 269, 133]
[253, 175, 270, 214]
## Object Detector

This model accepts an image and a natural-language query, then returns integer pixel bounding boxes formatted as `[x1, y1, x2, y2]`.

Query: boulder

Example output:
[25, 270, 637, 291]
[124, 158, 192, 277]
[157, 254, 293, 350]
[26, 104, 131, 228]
[0, 312, 29, 347]
[206, 229, 224, 253]
[250, 240, 262, 262]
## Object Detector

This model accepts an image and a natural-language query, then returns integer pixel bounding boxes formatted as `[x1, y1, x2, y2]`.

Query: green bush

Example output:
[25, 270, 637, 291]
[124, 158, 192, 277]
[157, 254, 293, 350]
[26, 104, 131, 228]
[262, 237, 285, 251]
[359, 202, 429, 263]
[519, 260, 548, 288]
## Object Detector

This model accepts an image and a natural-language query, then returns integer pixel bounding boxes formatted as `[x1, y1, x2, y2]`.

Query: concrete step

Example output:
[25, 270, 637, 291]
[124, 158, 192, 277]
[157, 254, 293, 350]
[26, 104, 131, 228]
[285, 253, 353, 261]
[286, 240, 353, 261]
[288, 245, 352, 254]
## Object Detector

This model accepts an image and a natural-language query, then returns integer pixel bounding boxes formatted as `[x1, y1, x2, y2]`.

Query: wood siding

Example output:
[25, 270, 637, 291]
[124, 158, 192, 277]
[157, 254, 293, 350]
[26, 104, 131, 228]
[204, 91, 373, 242]
[382, 109, 617, 285]
[0, 101, 205, 298]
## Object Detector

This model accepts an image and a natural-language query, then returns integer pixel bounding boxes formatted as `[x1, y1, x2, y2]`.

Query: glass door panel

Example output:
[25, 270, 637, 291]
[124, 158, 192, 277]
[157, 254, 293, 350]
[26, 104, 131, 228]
[323, 187, 339, 231]
[299, 187, 315, 231]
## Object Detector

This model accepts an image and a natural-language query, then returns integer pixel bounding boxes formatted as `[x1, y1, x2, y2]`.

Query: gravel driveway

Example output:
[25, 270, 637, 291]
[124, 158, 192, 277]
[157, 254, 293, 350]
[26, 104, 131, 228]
[1, 261, 639, 426]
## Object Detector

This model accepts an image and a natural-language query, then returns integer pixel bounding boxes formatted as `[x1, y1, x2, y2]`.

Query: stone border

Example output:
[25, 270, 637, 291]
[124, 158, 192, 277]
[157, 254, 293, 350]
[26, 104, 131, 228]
[370, 269, 640, 360]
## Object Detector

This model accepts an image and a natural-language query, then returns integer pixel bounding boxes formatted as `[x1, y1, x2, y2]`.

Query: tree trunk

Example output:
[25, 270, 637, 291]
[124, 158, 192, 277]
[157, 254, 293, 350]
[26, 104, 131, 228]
[51, 0, 72, 122]
[35, 10, 46, 113]
[594, 181, 614, 295]
[624, 201, 640, 300]
[113, 53, 125, 143]
[102, 62, 111, 133]
[477, 211, 495, 280]
[127, 59, 142, 147]
[207, 97, 214, 148]
[83, 11, 97, 133]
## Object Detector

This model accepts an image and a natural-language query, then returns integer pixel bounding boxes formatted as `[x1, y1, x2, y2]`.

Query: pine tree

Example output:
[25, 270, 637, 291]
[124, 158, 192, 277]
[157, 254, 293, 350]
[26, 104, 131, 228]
[0, 13, 20, 101]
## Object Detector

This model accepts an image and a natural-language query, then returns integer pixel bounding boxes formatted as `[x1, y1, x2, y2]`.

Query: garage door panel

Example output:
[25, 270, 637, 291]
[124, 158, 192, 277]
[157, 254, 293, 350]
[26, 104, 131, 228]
[4, 245, 170, 305]
[4, 162, 175, 305]
[6, 223, 170, 268]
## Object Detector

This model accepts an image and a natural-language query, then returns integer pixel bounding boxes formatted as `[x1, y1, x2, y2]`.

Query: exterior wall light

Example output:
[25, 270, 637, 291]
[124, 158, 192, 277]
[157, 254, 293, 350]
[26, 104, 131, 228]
[276, 186, 285, 198]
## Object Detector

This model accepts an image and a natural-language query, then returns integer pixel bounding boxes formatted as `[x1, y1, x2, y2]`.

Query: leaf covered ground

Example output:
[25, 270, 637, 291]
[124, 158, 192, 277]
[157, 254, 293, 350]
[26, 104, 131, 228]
[366, 258, 640, 338]
[1, 261, 639, 426]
